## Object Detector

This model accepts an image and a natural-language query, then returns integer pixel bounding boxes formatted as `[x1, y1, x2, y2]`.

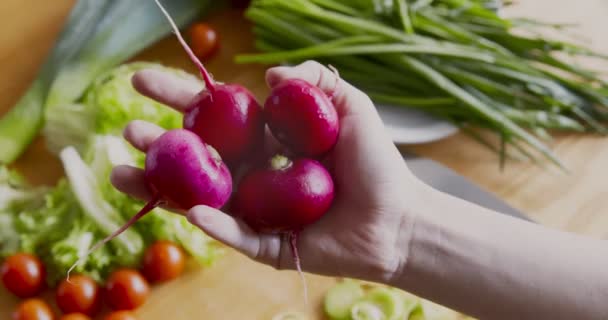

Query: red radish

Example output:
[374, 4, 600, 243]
[183, 85, 264, 165]
[68, 129, 232, 277]
[265, 79, 339, 157]
[234, 154, 335, 304]
[156, 0, 265, 165]
[234, 155, 334, 233]
[145, 129, 232, 210]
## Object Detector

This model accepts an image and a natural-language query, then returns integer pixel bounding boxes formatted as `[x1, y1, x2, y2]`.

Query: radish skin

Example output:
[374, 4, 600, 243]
[265, 79, 339, 157]
[184, 85, 265, 165]
[234, 155, 334, 233]
[144, 129, 232, 210]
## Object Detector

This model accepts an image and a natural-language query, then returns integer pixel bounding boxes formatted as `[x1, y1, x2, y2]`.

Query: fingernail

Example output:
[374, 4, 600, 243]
[109, 165, 128, 185]
[266, 66, 288, 87]
[187, 206, 211, 226]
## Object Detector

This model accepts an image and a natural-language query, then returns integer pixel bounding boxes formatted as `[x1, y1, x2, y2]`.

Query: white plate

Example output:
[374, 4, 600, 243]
[376, 103, 458, 145]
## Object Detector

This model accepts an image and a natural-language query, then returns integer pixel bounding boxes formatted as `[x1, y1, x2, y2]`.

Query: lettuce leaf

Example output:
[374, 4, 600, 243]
[2, 61, 220, 286]
[44, 62, 200, 153]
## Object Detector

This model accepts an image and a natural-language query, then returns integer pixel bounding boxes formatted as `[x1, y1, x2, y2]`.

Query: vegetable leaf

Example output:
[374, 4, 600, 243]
[45, 62, 198, 153]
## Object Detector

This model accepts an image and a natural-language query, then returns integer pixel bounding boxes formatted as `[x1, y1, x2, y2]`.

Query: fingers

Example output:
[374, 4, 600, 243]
[187, 206, 285, 268]
[110, 165, 184, 213]
[132, 68, 204, 112]
[265, 60, 375, 117]
[266, 60, 339, 92]
[110, 165, 154, 201]
[111, 163, 287, 269]
[123, 120, 165, 152]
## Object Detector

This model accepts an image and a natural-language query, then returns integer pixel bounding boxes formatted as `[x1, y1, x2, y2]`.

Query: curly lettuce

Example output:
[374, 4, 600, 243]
[1, 62, 220, 286]
[44, 62, 201, 153]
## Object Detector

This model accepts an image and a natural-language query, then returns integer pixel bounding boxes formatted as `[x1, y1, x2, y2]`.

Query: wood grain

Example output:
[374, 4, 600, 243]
[0, 0, 606, 319]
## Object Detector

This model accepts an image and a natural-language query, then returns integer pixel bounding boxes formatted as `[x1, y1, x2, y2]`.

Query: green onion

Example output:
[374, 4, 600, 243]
[238, 0, 608, 167]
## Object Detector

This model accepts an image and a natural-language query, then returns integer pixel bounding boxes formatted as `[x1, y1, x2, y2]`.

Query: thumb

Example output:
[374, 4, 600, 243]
[265, 60, 377, 119]
[186, 205, 285, 268]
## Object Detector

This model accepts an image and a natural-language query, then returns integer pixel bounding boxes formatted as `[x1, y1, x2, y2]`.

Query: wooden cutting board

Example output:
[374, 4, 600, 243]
[1, 0, 607, 319]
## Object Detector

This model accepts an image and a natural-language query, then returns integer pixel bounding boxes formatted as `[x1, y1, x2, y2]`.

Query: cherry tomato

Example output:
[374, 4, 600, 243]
[105, 269, 150, 310]
[142, 241, 186, 283]
[12, 298, 55, 320]
[59, 313, 90, 320]
[1, 253, 46, 298]
[55, 275, 101, 316]
[103, 311, 137, 320]
[189, 23, 219, 61]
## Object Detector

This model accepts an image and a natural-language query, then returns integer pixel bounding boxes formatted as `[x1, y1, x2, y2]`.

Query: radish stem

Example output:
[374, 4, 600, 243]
[154, 0, 216, 92]
[67, 194, 164, 281]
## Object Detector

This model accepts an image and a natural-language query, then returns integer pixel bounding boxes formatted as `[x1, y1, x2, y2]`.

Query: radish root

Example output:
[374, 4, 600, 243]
[66, 194, 164, 283]
[288, 231, 309, 306]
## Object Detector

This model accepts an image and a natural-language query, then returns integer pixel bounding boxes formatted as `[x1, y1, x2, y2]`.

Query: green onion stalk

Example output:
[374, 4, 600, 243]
[237, 0, 608, 167]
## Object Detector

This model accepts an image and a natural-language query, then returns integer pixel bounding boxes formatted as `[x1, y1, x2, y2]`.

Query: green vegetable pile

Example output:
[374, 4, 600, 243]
[324, 280, 474, 320]
[237, 0, 608, 166]
[0, 63, 221, 286]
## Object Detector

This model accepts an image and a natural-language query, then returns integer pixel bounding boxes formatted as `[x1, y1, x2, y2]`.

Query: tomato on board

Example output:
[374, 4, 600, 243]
[1, 253, 46, 298]
[189, 23, 220, 61]
[103, 311, 137, 320]
[58, 313, 91, 320]
[105, 269, 150, 310]
[55, 275, 101, 316]
[142, 240, 186, 283]
[12, 298, 55, 320]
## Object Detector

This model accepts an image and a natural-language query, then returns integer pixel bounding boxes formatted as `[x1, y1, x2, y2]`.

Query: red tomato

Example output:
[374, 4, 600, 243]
[12, 298, 55, 320]
[105, 269, 150, 310]
[59, 313, 90, 320]
[103, 311, 136, 320]
[142, 241, 186, 283]
[1, 253, 46, 298]
[189, 23, 219, 61]
[55, 275, 101, 316]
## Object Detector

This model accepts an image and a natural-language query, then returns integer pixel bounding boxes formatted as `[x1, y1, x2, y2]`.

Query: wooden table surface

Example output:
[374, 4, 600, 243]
[1, 0, 607, 319]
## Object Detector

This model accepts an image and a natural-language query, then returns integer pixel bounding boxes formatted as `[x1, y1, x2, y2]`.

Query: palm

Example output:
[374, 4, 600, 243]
[292, 109, 411, 281]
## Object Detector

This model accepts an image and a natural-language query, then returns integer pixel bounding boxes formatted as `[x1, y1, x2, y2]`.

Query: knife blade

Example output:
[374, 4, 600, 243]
[402, 152, 531, 221]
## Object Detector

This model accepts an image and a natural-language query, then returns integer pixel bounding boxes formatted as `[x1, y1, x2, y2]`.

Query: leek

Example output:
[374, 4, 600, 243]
[238, 0, 608, 166]
[0, 0, 112, 164]
[0, 0, 212, 164]
[45, 0, 211, 111]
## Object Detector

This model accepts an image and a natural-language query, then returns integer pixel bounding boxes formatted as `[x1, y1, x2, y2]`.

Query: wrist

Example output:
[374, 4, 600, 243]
[382, 177, 442, 286]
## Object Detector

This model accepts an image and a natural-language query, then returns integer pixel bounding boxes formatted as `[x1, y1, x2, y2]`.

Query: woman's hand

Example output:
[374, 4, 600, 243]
[111, 61, 426, 283]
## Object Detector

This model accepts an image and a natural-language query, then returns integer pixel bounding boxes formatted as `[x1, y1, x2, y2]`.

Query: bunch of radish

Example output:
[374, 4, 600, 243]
[71, 0, 339, 296]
